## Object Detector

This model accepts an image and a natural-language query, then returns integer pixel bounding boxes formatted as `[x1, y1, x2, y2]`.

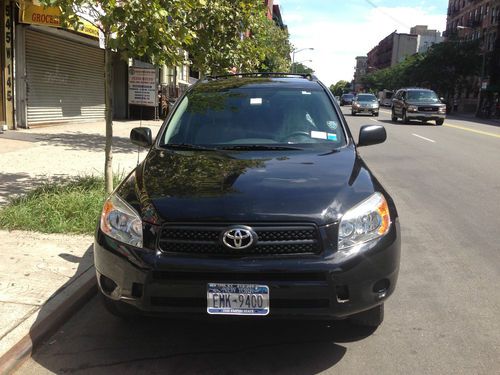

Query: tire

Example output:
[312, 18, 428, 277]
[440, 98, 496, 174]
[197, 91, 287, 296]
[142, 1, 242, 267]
[349, 304, 384, 328]
[402, 110, 410, 124]
[351, 111, 356, 116]
[391, 109, 398, 122]
[373, 112, 379, 117]
[436, 119, 444, 125]
[100, 291, 138, 320]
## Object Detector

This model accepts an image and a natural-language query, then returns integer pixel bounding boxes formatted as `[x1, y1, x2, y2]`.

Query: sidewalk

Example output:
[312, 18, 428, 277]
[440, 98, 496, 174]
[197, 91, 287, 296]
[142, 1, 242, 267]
[447, 111, 500, 127]
[0, 119, 162, 373]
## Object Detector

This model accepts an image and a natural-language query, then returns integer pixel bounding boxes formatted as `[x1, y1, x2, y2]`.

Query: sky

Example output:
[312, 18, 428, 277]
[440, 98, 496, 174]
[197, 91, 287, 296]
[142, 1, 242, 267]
[275, 0, 449, 87]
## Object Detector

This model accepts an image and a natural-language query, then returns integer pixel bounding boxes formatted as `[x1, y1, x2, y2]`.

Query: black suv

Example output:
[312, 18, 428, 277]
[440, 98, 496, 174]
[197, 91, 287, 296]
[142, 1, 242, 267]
[391, 88, 446, 125]
[95, 73, 400, 328]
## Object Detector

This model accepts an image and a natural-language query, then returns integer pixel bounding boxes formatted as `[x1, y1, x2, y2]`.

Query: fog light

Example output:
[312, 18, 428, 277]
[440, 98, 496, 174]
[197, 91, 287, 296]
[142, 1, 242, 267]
[100, 274, 118, 294]
[373, 279, 390, 296]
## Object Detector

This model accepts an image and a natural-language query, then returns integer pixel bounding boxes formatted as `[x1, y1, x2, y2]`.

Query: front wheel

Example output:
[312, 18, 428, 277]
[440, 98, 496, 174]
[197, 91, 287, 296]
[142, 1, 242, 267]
[351, 111, 356, 116]
[391, 109, 398, 122]
[436, 119, 444, 125]
[100, 291, 139, 321]
[402, 110, 410, 124]
[349, 304, 384, 328]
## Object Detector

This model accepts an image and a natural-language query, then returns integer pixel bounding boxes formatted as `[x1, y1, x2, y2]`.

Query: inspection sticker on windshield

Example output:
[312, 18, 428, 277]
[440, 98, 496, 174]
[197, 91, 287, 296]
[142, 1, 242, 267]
[327, 133, 337, 141]
[327, 121, 338, 130]
[311, 131, 327, 139]
[302, 91, 312, 95]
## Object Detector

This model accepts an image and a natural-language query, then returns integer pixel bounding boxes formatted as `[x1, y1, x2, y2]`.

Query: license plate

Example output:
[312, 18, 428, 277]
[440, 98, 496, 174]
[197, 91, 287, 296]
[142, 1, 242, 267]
[207, 283, 269, 315]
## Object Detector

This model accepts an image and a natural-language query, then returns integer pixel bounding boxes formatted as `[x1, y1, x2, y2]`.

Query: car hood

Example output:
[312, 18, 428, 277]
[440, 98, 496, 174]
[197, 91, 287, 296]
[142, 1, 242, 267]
[129, 146, 380, 226]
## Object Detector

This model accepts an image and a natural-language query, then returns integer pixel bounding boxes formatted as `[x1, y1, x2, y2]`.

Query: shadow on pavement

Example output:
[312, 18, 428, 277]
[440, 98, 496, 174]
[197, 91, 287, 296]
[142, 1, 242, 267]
[374, 119, 439, 127]
[38, 132, 141, 154]
[0, 173, 71, 204]
[20, 244, 96, 373]
[28, 295, 378, 374]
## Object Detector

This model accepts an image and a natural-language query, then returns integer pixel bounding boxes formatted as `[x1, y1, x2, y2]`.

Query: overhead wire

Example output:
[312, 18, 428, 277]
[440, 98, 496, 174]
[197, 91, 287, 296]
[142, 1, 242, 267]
[363, 0, 412, 30]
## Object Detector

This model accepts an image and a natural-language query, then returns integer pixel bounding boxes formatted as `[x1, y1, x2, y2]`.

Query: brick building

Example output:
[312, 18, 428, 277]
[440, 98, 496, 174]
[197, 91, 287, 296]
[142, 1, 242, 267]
[366, 31, 419, 71]
[445, 0, 500, 114]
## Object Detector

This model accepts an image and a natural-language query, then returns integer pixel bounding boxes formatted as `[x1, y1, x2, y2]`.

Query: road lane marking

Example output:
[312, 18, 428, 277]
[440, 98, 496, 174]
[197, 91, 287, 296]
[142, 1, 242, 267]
[412, 133, 436, 143]
[444, 123, 500, 139]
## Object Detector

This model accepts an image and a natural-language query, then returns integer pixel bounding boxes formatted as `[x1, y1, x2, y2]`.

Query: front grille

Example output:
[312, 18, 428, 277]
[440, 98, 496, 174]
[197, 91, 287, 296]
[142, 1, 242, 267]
[159, 224, 321, 256]
[418, 106, 438, 112]
[152, 271, 327, 282]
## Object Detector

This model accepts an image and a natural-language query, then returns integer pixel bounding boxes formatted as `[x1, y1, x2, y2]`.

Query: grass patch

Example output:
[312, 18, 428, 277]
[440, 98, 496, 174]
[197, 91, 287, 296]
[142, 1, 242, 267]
[0, 175, 117, 235]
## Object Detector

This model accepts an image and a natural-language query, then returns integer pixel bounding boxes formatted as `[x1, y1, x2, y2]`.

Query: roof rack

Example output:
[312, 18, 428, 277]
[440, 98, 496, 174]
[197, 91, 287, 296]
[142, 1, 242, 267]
[204, 72, 317, 81]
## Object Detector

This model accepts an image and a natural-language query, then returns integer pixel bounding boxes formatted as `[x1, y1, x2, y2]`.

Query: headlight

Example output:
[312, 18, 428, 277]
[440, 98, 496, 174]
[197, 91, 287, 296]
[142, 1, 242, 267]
[407, 105, 418, 112]
[438, 106, 446, 113]
[338, 192, 390, 250]
[100, 194, 143, 247]
[353, 102, 360, 108]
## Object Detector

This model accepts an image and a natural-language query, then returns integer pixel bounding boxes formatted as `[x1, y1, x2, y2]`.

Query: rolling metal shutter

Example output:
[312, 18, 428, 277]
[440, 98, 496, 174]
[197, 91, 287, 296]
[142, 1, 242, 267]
[25, 29, 105, 125]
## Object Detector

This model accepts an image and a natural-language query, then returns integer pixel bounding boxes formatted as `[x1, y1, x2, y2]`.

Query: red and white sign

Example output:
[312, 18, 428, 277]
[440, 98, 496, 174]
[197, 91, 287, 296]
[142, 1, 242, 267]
[128, 67, 157, 107]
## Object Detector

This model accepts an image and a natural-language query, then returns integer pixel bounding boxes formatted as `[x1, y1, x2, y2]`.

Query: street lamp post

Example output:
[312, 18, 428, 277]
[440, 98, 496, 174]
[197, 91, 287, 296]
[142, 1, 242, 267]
[291, 47, 314, 73]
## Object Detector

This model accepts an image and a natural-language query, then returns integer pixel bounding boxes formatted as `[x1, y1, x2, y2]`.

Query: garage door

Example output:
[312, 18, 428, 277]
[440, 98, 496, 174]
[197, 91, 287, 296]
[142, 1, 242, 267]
[25, 29, 105, 125]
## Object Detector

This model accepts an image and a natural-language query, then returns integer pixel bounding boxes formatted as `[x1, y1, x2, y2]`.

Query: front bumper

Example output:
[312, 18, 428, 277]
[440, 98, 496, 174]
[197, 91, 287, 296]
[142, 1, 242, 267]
[94, 220, 400, 320]
[407, 112, 445, 121]
[352, 107, 379, 115]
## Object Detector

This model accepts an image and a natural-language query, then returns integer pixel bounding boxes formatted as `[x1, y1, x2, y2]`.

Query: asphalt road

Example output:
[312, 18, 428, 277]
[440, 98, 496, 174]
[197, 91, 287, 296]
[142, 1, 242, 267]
[17, 109, 500, 374]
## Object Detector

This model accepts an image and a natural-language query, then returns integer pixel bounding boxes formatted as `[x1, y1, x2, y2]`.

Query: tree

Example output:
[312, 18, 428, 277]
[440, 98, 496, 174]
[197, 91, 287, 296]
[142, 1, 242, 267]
[252, 13, 292, 73]
[329, 80, 350, 96]
[41, 0, 199, 193]
[361, 41, 480, 99]
[291, 62, 314, 74]
[186, 1, 271, 76]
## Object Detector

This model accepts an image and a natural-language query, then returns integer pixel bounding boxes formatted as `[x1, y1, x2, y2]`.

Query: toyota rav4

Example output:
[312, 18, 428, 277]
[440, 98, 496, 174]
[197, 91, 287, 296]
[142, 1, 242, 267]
[95, 73, 401, 328]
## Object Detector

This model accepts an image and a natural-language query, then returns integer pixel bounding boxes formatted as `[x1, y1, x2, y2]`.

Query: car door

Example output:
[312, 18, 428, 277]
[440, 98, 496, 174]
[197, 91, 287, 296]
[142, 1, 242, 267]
[393, 90, 405, 116]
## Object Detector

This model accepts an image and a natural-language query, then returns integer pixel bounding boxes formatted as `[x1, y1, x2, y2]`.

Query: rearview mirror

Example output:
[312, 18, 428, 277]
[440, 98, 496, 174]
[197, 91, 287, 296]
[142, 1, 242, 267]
[358, 125, 386, 147]
[130, 127, 153, 148]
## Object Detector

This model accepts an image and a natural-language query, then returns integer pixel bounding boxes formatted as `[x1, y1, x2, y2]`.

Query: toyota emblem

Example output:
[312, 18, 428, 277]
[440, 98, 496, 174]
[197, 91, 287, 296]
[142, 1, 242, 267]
[222, 227, 255, 249]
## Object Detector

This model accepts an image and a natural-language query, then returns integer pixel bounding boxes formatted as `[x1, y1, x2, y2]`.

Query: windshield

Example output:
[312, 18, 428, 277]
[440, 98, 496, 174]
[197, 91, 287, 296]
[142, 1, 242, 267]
[161, 84, 346, 148]
[357, 94, 377, 102]
[407, 90, 439, 102]
[342, 94, 354, 99]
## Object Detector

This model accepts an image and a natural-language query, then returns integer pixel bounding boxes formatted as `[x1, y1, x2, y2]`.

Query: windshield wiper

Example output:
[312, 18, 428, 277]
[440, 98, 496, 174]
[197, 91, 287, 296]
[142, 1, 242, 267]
[219, 145, 302, 151]
[161, 143, 216, 151]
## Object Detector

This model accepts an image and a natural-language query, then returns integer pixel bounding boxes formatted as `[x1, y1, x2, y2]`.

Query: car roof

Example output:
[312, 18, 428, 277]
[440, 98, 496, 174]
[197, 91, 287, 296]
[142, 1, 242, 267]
[197, 73, 322, 91]
[400, 87, 435, 92]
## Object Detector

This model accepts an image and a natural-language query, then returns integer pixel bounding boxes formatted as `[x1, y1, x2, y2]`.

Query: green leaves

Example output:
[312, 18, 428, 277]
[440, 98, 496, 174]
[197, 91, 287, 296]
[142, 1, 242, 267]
[39, 0, 291, 75]
[361, 40, 481, 97]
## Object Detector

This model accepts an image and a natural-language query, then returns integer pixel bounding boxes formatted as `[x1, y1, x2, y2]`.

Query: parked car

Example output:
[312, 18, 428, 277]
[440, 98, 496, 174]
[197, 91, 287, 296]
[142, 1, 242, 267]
[351, 93, 380, 116]
[95, 73, 401, 328]
[340, 93, 354, 106]
[391, 88, 446, 125]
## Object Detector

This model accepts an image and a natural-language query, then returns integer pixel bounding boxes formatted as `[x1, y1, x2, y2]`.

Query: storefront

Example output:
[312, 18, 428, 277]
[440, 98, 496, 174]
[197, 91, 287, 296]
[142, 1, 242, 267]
[15, 1, 105, 127]
[1, 0, 14, 129]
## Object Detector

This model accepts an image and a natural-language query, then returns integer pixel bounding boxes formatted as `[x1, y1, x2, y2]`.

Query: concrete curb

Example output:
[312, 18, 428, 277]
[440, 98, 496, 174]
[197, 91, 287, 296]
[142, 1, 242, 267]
[0, 266, 97, 374]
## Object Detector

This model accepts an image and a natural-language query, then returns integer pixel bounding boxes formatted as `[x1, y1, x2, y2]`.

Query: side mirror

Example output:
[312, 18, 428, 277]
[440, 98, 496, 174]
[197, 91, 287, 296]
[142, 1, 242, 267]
[130, 127, 153, 148]
[440, 97, 445, 102]
[358, 125, 386, 147]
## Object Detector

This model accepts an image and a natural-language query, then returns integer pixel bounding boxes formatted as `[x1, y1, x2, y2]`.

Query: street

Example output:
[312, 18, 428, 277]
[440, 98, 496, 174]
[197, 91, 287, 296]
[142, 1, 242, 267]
[16, 108, 500, 374]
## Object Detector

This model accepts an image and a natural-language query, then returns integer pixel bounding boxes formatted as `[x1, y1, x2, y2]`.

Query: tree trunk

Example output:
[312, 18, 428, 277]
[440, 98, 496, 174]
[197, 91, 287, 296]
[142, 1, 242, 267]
[104, 42, 114, 194]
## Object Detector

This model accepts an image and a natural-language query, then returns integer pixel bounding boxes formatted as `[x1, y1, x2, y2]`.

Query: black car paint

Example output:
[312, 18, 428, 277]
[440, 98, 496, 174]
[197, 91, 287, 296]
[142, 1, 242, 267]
[94, 77, 400, 320]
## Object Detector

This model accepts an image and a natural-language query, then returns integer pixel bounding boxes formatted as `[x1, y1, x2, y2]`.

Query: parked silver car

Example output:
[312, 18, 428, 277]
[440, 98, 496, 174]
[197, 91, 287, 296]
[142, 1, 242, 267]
[351, 93, 379, 116]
